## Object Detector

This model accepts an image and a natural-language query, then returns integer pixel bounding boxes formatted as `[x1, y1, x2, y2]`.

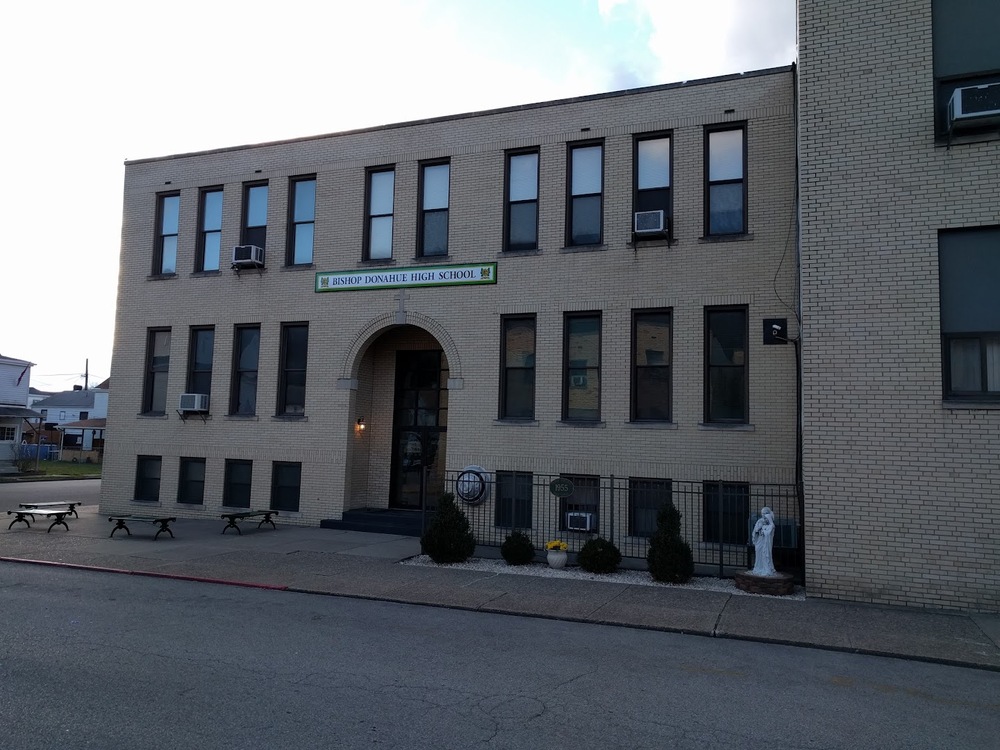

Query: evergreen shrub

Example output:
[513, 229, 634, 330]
[421, 493, 476, 564]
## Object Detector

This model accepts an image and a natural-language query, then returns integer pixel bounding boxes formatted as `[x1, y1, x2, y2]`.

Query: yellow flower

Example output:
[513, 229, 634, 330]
[545, 540, 568, 551]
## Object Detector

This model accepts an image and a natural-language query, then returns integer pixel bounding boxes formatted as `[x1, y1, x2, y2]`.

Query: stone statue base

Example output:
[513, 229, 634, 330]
[734, 570, 795, 596]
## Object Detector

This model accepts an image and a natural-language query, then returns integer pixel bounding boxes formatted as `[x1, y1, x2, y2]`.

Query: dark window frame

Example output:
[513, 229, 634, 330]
[417, 160, 450, 257]
[186, 326, 214, 397]
[223, 459, 253, 509]
[177, 457, 206, 505]
[142, 328, 171, 415]
[240, 181, 268, 249]
[154, 192, 180, 275]
[566, 140, 604, 247]
[504, 148, 540, 252]
[703, 124, 747, 237]
[704, 306, 749, 424]
[631, 308, 672, 421]
[134, 455, 162, 503]
[558, 474, 600, 532]
[287, 175, 316, 266]
[196, 186, 224, 272]
[270, 461, 302, 512]
[499, 314, 536, 420]
[277, 322, 309, 416]
[702, 481, 750, 545]
[562, 311, 602, 422]
[628, 477, 673, 538]
[633, 131, 673, 239]
[494, 471, 534, 528]
[230, 324, 261, 416]
[364, 166, 395, 261]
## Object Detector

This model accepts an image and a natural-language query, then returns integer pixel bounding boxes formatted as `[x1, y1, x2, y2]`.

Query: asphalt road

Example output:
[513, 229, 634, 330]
[1, 565, 997, 749]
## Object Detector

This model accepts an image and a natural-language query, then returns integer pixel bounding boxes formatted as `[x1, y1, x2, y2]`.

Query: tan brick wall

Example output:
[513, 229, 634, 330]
[103, 71, 799, 550]
[799, 0, 1000, 612]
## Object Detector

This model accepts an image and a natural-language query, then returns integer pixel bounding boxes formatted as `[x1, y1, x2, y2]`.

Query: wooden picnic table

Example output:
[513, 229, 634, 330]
[7, 508, 73, 533]
[220, 510, 279, 535]
[19, 501, 84, 518]
[108, 515, 177, 540]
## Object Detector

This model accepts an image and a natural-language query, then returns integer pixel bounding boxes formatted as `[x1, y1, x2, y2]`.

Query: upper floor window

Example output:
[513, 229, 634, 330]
[288, 176, 316, 265]
[419, 162, 449, 257]
[563, 312, 601, 421]
[277, 323, 308, 416]
[230, 325, 260, 416]
[705, 306, 748, 423]
[939, 226, 1000, 401]
[505, 150, 539, 251]
[705, 126, 746, 236]
[197, 188, 223, 272]
[632, 309, 671, 421]
[79, 411, 89, 420]
[241, 182, 268, 249]
[366, 167, 394, 260]
[155, 193, 179, 274]
[567, 142, 603, 246]
[142, 328, 171, 415]
[500, 315, 535, 420]
[932, 0, 1000, 139]
[187, 326, 214, 397]
[634, 134, 671, 237]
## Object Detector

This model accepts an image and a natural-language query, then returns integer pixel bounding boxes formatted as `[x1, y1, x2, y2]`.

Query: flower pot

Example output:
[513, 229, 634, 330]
[547, 549, 568, 569]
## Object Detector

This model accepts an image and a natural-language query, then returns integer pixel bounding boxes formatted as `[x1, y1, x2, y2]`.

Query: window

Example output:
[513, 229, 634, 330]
[186, 327, 214, 398]
[277, 323, 308, 415]
[500, 315, 535, 419]
[135, 455, 162, 502]
[241, 182, 268, 249]
[40, 409, 47, 419]
[939, 227, 1000, 400]
[1, 427, 16, 441]
[230, 325, 260, 415]
[142, 328, 171, 415]
[223, 459, 252, 508]
[932, 0, 1000, 138]
[634, 134, 671, 236]
[632, 309, 671, 421]
[197, 188, 223, 272]
[177, 457, 206, 505]
[155, 193, 179, 274]
[365, 168, 394, 260]
[567, 142, 603, 245]
[494, 471, 533, 528]
[629, 478, 672, 537]
[559, 474, 599, 531]
[705, 307, 747, 423]
[59, 411, 66, 421]
[79, 411, 89, 420]
[505, 150, 539, 251]
[419, 162, 449, 256]
[703, 482, 749, 545]
[271, 461, 301, 512]
[563, 312, 601, 421]
[705, 126, 746, 236]
[288, 176, 316, 265]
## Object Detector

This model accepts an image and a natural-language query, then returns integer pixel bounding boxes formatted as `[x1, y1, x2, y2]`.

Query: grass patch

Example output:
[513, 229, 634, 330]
[35, 461, 103, 478]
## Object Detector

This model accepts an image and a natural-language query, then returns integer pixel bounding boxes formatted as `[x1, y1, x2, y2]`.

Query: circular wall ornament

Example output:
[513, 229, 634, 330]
[455, 465, 491, 505]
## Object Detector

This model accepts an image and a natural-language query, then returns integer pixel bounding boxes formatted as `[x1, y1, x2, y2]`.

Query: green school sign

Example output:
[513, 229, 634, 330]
[316, 263, 497, 293]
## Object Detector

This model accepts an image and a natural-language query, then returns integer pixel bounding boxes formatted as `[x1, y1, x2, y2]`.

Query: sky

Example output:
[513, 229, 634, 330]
[0, 0, 795, 394]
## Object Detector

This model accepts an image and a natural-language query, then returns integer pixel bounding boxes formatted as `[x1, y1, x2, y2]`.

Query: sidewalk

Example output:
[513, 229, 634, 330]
[2, 504, 999, 672]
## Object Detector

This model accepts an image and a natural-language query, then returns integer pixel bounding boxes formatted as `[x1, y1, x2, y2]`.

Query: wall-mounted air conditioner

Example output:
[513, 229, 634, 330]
[634, 210, 665, 234]
[948, 82, 1000, 130]
[566, 511, 596, 532]
[570, 374, 587, 388]
[178, 393, 210, 412]
[232, 245, 265, 267]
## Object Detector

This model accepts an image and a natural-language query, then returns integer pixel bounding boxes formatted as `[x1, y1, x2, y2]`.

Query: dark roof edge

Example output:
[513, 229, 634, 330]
[125, 65, 794, 166]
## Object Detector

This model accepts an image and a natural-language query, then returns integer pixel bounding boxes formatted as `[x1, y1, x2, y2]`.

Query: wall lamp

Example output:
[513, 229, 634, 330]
[356, 417, 366, 431]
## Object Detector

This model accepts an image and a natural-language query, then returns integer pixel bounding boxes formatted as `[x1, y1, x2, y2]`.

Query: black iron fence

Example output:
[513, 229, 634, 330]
[431, 470, 802, 581]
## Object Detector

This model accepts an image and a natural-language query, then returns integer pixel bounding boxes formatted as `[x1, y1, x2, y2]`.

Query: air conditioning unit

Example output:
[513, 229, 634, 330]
[232, 245, 265, 267]
[634, 210, 665, 234]
[178, 393, 210, 412]
[566, 511, 597, 532]
[948, 82, 1000, 130]
[570, 374, 587, 388]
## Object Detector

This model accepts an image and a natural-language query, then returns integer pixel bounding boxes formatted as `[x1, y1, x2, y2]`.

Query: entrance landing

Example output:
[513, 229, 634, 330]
[321, 509, 425, 537]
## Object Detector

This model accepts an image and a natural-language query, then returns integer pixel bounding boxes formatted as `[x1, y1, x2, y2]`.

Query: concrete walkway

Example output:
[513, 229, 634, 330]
[2, 503, 998, 672]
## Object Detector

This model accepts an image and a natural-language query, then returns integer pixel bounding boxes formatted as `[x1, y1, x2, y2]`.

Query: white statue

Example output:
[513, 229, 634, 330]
[750, 507, 777, 577]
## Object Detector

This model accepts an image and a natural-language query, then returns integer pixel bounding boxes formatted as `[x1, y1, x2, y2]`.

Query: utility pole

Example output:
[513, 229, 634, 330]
[84, 358, 89, 390]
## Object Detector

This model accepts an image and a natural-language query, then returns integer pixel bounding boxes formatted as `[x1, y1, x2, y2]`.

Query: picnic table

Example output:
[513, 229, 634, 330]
[7, 508, 73, 533]
[108, 515, 177, 540]
[220, 510, 279, 535]
[19, 501, 84, 518]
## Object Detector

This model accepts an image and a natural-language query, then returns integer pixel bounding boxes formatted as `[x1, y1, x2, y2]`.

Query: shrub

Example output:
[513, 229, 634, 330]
[420, 492, 476, 564]
[500, 531, 536, 566]
[646, 503, 694, 584]
[577, 537, 622, 574]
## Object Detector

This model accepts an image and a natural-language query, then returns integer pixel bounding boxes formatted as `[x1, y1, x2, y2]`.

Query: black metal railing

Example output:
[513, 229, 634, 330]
[428, 470, 802, 581]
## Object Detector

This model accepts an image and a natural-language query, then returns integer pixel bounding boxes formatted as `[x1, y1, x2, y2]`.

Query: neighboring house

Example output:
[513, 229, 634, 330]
[0, 354, 41, 473]
[32, 388, 109, 454]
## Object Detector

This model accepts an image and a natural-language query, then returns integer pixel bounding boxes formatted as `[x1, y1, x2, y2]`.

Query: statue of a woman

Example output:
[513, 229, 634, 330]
[750, 507, 777, 577]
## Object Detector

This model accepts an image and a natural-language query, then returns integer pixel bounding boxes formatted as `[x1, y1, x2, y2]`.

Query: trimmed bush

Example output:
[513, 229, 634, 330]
[501, 531, 536, 566]
[421, 493, 476, 564]
[646, 503, 694, 584]
[577, 537, 622, 574]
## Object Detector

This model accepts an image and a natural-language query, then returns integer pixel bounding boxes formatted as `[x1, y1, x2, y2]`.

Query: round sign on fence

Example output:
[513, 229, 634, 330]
[455, 465, 491, 505]
[549, 477, 574, 498]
